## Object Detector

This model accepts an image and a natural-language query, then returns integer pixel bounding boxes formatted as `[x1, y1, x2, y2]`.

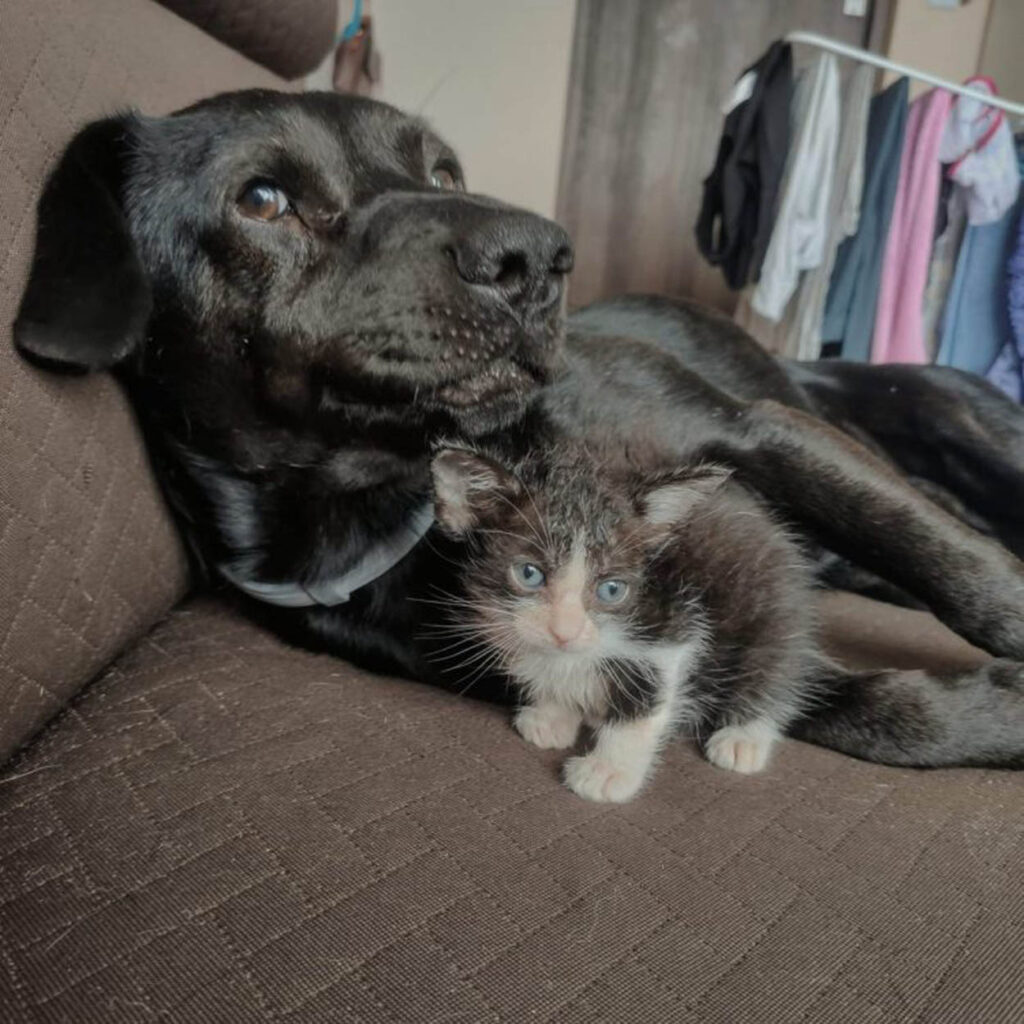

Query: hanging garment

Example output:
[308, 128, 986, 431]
[985, 211, 1024, 402]
[821, 77, 909, 362]
[935, 195, 1023, 376]
[695, 41, 793, 290]
[870, 88, 954, 365]
[750, 54, 840, 321]
[921, 185, 968, 362]
[938, 77, 1020, 226]
[986, 141, 1024, 402]
[785, 63, 874, 359]
[734, 63, 871, 356]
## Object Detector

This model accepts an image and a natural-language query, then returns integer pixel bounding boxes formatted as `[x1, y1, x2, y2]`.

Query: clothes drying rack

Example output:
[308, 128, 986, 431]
[786, 30, 1024, 118]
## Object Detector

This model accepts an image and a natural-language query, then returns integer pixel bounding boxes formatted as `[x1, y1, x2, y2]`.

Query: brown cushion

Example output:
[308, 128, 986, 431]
[156, 0, 338, 79]
[1, 598, 1021, 1022]
[0, 0, 290, 762]
[820, 590, 991, 672]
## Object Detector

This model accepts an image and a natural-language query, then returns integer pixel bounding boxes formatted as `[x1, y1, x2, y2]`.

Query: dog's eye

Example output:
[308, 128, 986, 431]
[237, 181, 291, 221]
[430, 165, 461, 191]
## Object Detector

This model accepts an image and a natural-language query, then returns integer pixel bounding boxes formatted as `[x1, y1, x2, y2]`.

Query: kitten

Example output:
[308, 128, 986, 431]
[428, 446, 820, 802]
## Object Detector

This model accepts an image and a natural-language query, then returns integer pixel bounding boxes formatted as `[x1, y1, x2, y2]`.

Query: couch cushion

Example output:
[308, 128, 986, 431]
[1, 598, 1021, 1023]
[0, 0, 291, 763]
[819, 591, 990, 672]
[157, 0, 338, 79]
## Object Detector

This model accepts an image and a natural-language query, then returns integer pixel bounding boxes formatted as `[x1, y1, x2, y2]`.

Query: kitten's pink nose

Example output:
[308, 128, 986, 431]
[549, 607, 586, 647]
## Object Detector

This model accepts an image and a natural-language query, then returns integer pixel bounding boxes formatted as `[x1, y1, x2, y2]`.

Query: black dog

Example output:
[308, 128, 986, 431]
[14, 90, 1024, 766]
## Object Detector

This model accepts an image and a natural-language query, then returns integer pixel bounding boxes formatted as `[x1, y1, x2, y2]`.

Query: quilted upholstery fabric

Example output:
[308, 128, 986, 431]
[818, 591, 990, 672]
[0, 0, 289, 762]
[1, 598, 1021, 1023]
[156, 0, 338, 79]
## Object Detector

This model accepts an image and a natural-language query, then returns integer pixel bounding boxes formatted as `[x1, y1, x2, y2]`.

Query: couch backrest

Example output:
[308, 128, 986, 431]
[0, 0, 292, 762]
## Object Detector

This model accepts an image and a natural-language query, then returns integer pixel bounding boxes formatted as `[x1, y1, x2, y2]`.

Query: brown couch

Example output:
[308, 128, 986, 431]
[2, 2, 1021, 1020]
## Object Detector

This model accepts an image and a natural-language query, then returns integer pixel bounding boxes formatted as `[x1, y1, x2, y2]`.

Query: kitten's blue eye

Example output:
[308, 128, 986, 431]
[595, 579, 629, 605]
[511, 562, 546, 590]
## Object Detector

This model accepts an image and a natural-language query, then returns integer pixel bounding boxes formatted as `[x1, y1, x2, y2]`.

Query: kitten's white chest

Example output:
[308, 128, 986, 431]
[509, 650, 609, 714]
[509, 637, 703, 718]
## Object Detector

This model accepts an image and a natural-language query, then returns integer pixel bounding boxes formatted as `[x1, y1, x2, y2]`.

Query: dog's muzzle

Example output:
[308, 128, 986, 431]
[446, 208, 573, 320]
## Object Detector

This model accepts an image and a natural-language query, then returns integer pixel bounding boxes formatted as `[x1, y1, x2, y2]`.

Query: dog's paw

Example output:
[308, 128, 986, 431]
[705, 721, 778, 774]
[563, 754, 645, 802]
[514, 705, 580, 749]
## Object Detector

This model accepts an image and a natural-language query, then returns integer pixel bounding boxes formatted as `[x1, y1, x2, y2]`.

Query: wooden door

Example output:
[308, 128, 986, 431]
[557, 0, 891, 314]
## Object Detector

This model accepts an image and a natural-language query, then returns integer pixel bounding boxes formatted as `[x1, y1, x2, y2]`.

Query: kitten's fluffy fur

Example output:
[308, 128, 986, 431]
[430, 447, 820, 802]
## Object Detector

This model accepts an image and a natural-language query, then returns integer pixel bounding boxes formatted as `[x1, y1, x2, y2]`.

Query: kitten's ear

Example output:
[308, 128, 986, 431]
[14, 115, 151, 374]
[431, 449, 522, 536]
[641, 465, 732, 527]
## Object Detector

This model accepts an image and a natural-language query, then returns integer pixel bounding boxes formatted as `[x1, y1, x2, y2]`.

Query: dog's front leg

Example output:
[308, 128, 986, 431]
[711, 400, 1024, 660]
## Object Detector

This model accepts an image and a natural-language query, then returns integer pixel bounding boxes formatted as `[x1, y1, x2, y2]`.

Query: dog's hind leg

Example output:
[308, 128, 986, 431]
[790, 660, 1024, 769]
[791, 361, 1024, 558]
[705, 399, 1024, 661]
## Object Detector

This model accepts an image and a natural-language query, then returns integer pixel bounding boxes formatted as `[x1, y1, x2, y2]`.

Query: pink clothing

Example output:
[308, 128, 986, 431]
[870, 88, 954, 365]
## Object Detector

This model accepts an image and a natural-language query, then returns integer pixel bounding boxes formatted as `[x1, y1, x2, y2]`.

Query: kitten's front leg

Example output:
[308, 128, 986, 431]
[564, 706, 673, 803]
[514, 702, 582, 749]
[705, 719, 780, 774]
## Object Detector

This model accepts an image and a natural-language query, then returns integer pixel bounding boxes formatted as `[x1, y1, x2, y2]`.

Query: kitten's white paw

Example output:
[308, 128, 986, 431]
[563, 754, 645, 803]
[705, 721, 778, 774]
[514, 705, 580, 749]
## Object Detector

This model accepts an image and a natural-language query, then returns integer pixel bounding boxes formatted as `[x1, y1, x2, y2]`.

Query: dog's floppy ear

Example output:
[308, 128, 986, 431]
[14, 115, 151, 373]
[639, 464, 732, 528]
[431, 448, 523, 536]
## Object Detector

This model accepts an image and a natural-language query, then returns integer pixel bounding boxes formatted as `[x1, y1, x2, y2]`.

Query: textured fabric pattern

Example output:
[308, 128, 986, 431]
[156, 0, 338, 79]
[0, 0, 289, 761]
[1, 598, 1022, 1023]
[818, 591, 989, 673]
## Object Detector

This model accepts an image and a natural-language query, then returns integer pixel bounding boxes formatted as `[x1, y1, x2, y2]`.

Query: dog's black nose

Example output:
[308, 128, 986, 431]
[449, 213, 574, 312]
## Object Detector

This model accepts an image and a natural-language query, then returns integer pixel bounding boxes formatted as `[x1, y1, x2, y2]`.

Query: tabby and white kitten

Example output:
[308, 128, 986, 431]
[429, 447, 819, 802]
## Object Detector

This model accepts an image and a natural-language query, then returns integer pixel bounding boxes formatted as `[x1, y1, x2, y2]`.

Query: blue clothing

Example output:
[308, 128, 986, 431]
[935, 196, 1022, 377]
[985, 209, 1024, 402]
[821, 78, 909, 361]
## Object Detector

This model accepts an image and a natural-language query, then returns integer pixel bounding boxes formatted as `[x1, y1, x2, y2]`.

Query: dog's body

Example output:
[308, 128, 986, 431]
[14, 90, 1024, 766]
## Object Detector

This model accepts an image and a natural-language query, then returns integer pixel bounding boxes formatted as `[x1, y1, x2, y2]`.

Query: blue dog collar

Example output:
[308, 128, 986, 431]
[220, 500, 435, 608]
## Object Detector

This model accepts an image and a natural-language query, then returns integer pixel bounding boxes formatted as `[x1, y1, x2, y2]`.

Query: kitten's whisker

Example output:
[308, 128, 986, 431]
[424, 637, 489, 660]
[454, 646, 509, 695]
[410, 594, 486, 609]
[428, 640, 500, 669]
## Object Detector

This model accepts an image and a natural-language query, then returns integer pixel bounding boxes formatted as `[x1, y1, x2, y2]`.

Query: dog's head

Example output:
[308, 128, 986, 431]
[14, 90, 573, 459]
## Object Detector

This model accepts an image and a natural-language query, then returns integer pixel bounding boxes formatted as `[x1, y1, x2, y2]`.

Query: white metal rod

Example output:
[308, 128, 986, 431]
[786, 30, 1024, 118]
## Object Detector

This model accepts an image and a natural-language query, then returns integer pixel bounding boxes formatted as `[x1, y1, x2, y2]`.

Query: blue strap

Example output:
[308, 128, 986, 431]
[340, 0, 364, 42]
[219, 501, 435, 609]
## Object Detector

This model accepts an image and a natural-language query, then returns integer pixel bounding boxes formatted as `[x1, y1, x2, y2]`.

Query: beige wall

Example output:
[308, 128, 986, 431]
[308, 1, 577, 218]
[884, 0, 992, 98]
[979, 0, 1024, 106]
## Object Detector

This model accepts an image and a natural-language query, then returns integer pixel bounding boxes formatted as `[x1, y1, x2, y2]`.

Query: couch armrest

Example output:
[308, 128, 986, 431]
[0, 0, 294, 764]
[156, 0, 338, 79]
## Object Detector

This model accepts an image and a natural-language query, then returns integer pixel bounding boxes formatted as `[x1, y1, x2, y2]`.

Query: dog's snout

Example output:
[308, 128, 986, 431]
[449, 213, 573, 311]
